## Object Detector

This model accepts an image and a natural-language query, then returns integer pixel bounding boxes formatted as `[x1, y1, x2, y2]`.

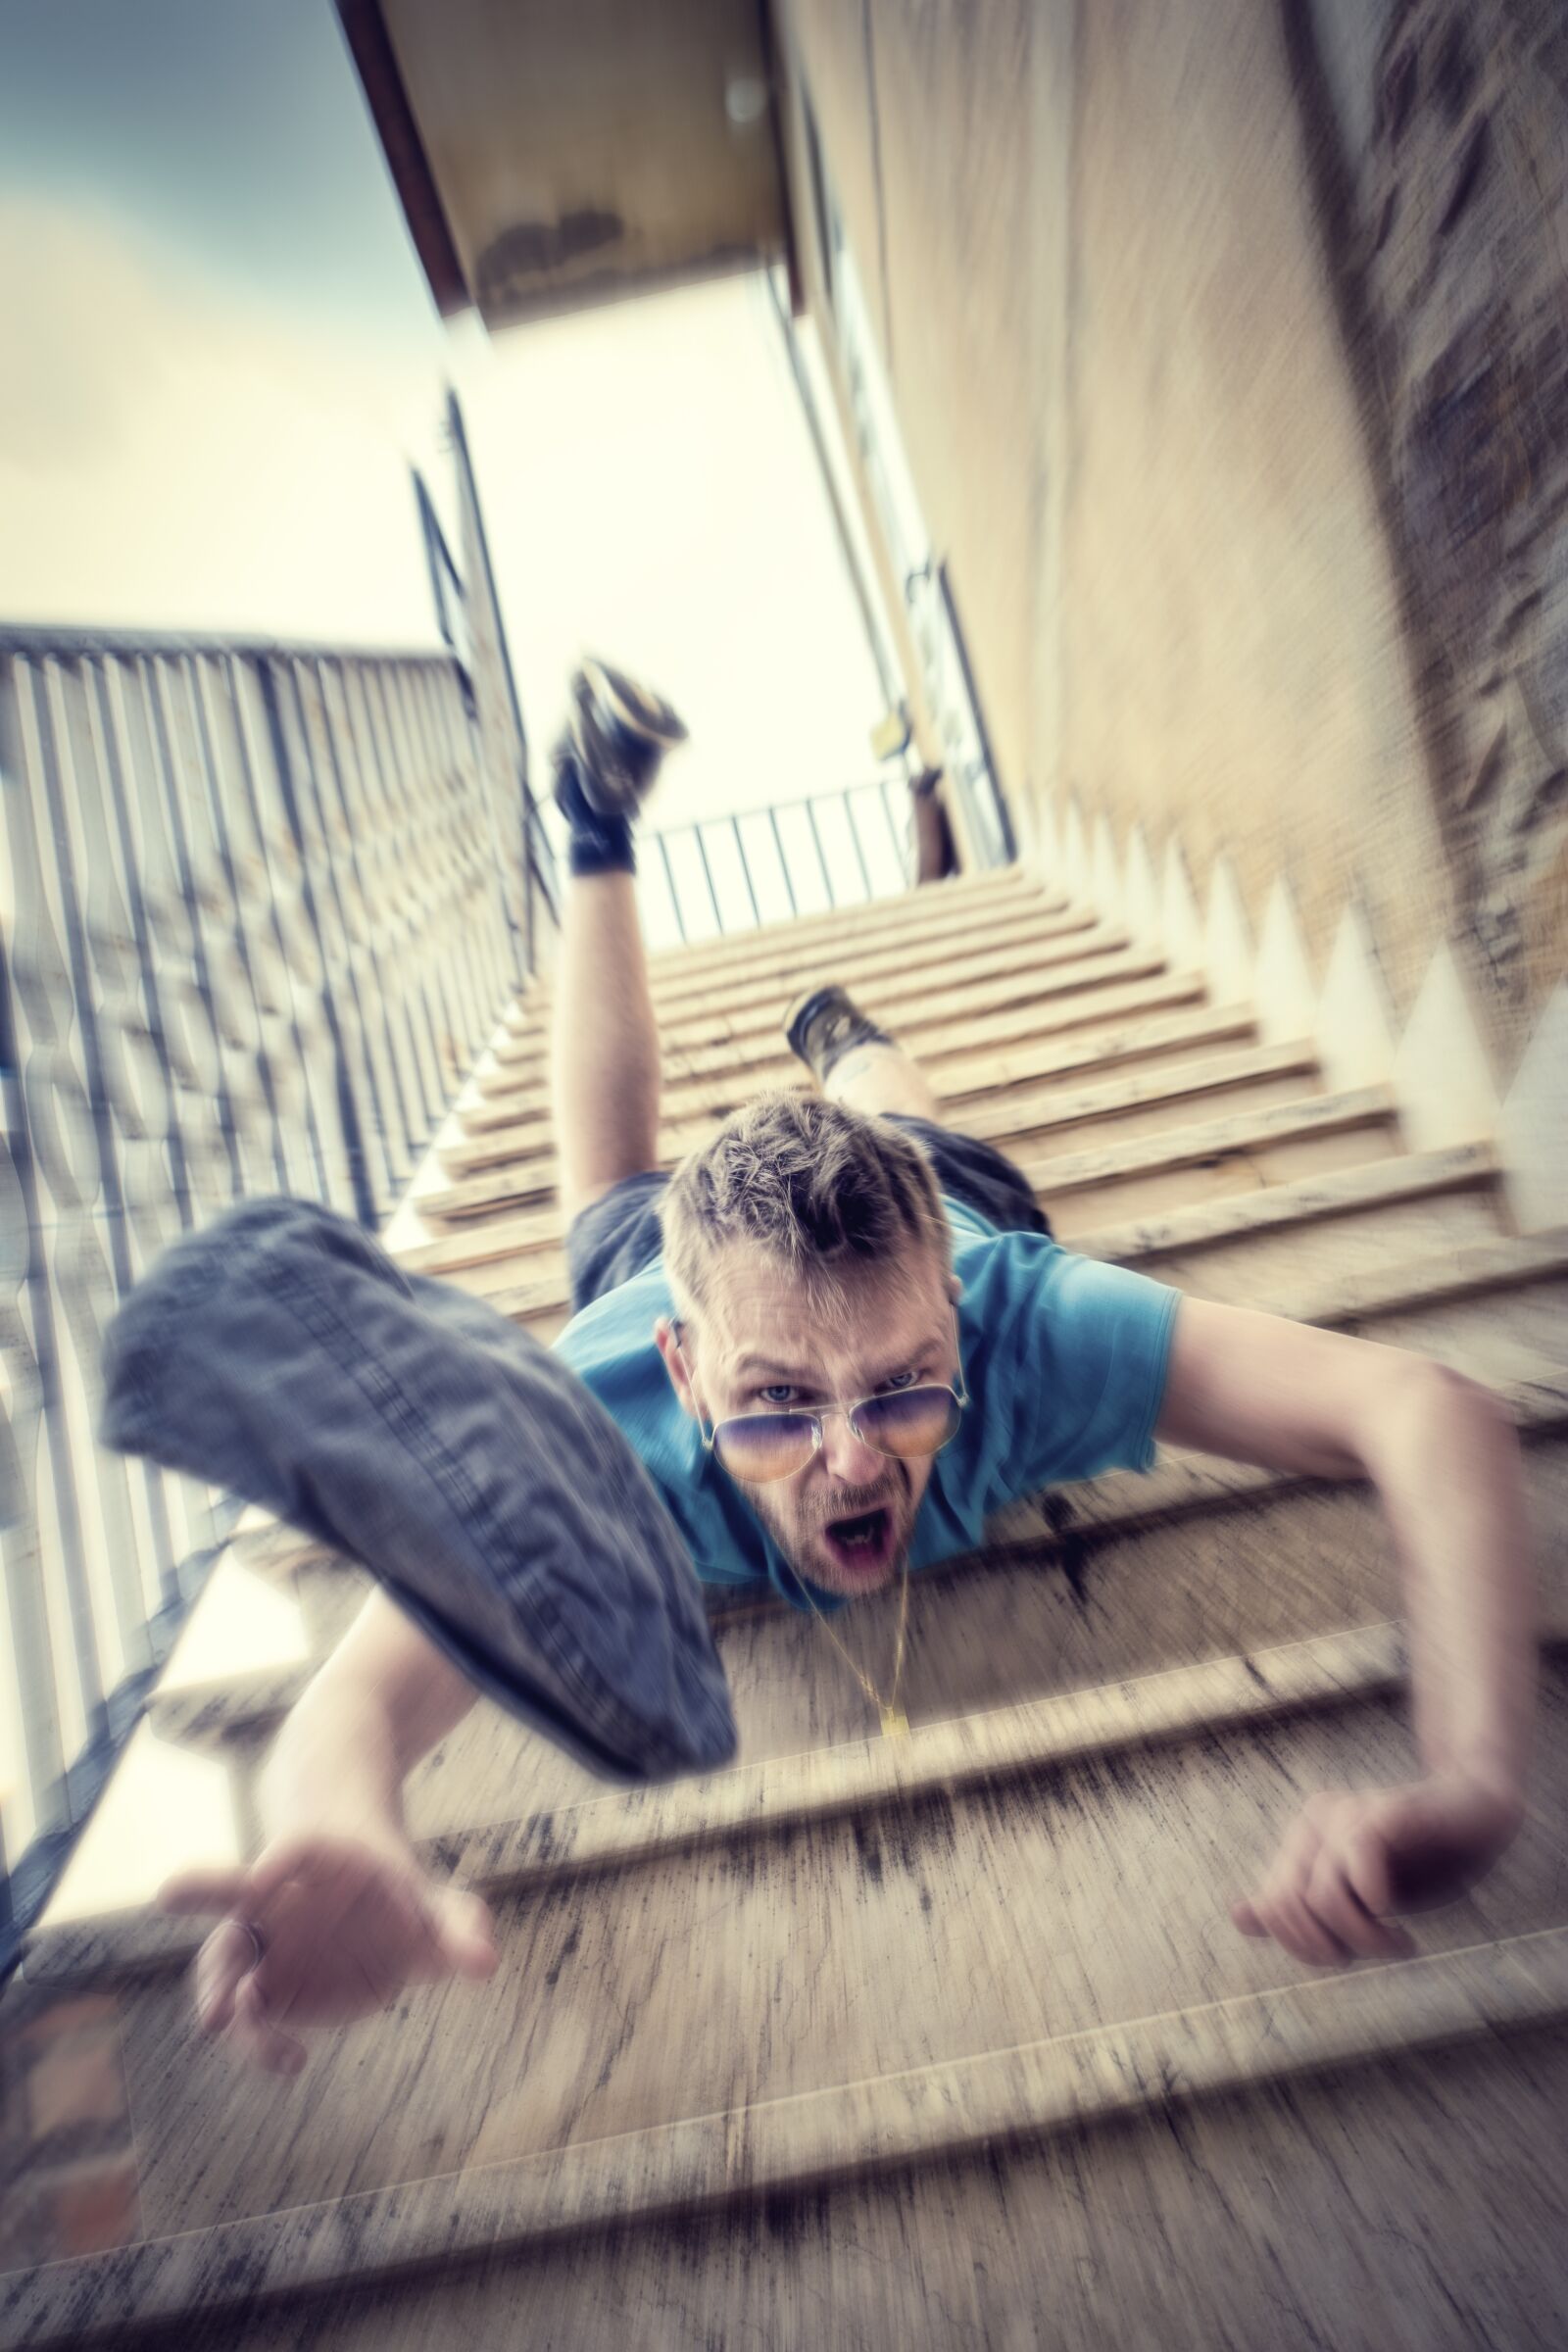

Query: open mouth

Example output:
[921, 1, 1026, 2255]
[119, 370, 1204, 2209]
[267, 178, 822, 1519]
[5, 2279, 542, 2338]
[819, 1504, 896, 1583]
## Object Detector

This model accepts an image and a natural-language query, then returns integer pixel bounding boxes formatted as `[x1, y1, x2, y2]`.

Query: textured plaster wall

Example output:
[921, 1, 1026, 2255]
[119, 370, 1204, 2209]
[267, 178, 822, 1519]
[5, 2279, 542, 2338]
[1314, 0, 1568, 1051]
[782, 0, 1563, 1057]
[1059, 0, 1456, 1021]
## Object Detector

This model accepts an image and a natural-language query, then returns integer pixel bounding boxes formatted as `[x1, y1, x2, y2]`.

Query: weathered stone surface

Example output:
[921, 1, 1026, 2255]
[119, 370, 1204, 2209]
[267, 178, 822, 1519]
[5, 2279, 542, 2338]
[1334, 0, 1568, 1042]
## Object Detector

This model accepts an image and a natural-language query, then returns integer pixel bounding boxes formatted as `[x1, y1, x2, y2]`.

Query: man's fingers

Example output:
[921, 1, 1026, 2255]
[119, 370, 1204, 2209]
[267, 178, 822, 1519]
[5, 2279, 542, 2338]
[227, 1973, 307, 2078]
[1307, 1846, 1415, 1962]
[1270, 1888, 1354, 1968]
[1244, 1812, 1346, 1966]
[194, 1922, 252, 2035]
[435, 1887, 499, 1981]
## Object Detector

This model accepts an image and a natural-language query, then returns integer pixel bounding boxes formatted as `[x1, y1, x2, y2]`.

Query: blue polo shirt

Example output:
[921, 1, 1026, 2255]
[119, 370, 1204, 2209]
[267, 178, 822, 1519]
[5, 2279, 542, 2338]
[553, 1198, 1182, 1611]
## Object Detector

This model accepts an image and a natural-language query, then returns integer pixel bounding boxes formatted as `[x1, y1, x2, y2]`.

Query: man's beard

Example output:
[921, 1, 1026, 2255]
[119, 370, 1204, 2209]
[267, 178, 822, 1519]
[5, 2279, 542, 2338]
[751, 1462, 915, 1594]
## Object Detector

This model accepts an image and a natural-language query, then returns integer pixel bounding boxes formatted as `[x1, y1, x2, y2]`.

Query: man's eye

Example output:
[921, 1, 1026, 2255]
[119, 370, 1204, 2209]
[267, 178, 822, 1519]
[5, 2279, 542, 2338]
[759, 1384, 800, 1407]
[883, 1370, 918, 1392]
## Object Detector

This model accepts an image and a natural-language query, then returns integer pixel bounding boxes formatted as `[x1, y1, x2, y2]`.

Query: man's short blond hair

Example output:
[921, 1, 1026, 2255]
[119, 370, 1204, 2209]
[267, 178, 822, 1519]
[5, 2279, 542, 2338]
[660, 1092, 950, 1314]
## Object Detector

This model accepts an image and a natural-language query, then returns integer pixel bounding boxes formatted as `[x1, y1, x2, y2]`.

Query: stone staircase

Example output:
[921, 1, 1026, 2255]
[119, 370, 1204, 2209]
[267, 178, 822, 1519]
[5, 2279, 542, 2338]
[6, 860, 1568, 2348]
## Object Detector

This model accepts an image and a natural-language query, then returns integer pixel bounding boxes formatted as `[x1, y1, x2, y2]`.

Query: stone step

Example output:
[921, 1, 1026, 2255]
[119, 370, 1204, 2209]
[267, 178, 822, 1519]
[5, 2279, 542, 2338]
[11, 1959, 1565, 2351]
[451, 999, 1261, 1156]
[1073, 1139, 1503, 1267]
[559, 896, 1100, 1022]
[468, 966, 1215, 1117]
[441, 992, 1278, 1185]
[123, 1611, 1568, 1934]
[388, 1130, 1496, 1298]
[486, 934, 1162, 1074]
[415, 1047, 1339, 1226]
[447, 1062, 1341, 1334]
[511, 879, 1083, 1035]
[635, 905, 1094, 1019]
[629, 868, 1045, 980]
[1039, 1087, 1404, 1240]
[638, 860, 1046, 982]
[16, 1660, 1568, 2332]
[436, 1147, 1508, 1351]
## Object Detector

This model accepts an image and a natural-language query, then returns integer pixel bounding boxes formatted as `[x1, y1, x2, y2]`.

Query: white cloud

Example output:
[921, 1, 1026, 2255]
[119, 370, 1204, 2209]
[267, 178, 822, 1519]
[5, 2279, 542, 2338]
[0, 195, 445, 642]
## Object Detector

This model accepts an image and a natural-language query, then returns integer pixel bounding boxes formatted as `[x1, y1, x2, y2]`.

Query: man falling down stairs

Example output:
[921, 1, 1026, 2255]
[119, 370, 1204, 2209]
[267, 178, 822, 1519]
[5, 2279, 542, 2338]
[95, 657, 1536, 2088]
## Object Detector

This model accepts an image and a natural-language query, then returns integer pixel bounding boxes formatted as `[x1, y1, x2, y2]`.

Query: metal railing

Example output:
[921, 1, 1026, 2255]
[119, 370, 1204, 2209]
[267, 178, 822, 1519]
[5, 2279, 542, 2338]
[0, 627, 531, 1977]
[415, 392, 561, 959]
[634, 777, 913, 949]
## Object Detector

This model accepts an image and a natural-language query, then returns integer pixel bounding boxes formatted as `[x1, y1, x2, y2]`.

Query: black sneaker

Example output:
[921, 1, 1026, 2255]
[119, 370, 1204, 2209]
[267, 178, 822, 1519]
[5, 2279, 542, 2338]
[783, 984, 894, 1085]
[554, 656, 688, 822]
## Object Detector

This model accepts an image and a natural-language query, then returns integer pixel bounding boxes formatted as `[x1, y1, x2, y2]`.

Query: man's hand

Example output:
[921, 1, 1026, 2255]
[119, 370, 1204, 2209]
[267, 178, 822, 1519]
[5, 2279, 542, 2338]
[1230, 1772, 1524, 1970]
[158, 1832, 499, 2077]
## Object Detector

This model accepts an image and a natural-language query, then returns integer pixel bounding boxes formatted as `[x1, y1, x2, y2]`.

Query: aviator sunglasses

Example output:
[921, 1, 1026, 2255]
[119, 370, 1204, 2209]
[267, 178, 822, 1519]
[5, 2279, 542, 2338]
[673, 1309, 969, 1486]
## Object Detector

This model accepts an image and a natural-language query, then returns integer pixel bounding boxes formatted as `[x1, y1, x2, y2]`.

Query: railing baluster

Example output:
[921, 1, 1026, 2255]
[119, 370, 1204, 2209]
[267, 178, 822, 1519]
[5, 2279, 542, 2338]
[768, 806, 797, 915]
[658, 829, 685, 943]
[844, 788, 873, 899]
[732, 814, 760, 927]
[806, 799, 835, 906]
[879, 773, 904, 874]
[693, 822, 723, 934]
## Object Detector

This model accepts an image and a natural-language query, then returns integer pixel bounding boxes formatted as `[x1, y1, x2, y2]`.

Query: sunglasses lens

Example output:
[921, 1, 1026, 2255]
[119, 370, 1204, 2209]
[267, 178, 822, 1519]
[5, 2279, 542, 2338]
[712, 1413, 817, 1484]
[854, 1386, 962, 1459]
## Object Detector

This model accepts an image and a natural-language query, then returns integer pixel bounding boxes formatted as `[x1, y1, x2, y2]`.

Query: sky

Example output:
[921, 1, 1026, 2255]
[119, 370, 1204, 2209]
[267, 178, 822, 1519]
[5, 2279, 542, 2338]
[0, 0, 889, 825]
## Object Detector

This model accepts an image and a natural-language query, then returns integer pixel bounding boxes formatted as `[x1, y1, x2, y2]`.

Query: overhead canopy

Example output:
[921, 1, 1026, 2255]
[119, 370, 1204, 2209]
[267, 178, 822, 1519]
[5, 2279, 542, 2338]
[338, 0, 789, 328]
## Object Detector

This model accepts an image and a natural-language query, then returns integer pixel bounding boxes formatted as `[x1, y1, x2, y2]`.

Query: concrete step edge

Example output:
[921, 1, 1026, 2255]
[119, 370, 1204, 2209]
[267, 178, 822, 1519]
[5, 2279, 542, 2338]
[414, 1058, 1363, 1223]
[1074, 1141, 1501, 1263]
[637, 865, 1051, 979]
[436, 1031, 1311, 1189]
[611, 868, 1050, 969]
[469, 1203, 1568, 1354]
[122, 1601, 1568, 1957]
[628, 909, 1099, 1016]
[955, 1038, 1321, 1149]
[10, 1927, 1567, 2349]
[546, 899, 1098, 1022]
[1015, 1083, 1398, 1200]
[393, 1130, 1487, 1293]
[486, 941, 1162, 1072]
[514, 887, 1086, 1023]
[470, 970, 1211, 1111]
[456, 1001, 1261, 1152]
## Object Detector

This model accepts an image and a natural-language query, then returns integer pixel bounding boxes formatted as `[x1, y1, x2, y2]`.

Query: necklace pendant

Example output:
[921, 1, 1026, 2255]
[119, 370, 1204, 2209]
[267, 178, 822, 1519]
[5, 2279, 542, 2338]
[880, 1704, 910, 1739]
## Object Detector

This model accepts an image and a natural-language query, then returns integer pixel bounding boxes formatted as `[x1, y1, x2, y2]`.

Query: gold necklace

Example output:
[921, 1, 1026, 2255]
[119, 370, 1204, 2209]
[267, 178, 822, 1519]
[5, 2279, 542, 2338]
[798, 1552, 912, 1737]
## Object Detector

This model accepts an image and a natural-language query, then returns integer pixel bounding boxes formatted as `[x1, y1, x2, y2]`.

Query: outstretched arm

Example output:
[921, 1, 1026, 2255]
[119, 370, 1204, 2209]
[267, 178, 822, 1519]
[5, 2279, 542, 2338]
[1153, 1295, 1536, 1967]
[160, 1591, 497, 2075]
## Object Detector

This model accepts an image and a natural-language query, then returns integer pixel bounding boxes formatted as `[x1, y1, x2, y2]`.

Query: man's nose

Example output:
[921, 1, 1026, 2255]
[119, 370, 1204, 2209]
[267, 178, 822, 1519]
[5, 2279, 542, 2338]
[817, 1408, 885, 1487]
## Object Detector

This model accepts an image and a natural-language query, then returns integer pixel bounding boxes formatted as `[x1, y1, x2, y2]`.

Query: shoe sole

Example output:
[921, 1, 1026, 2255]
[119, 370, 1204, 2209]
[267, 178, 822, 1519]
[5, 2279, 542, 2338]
[580, 658, 688, 750]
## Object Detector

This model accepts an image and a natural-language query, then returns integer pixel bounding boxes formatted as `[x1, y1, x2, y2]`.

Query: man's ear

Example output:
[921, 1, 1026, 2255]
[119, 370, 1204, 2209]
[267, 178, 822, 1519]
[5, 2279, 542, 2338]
[653, 1315, 702, 1422]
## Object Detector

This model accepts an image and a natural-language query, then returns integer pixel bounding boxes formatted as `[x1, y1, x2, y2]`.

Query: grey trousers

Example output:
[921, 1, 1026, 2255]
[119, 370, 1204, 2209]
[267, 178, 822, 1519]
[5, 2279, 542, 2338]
[98, 1196, 736, 1785]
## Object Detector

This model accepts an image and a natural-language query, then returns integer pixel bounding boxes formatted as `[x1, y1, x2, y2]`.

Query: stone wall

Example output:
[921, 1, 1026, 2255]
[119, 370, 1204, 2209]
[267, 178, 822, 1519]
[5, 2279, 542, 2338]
[1310, 0, 1568, 1049]
[777, 0, 1566, 1071]
[1058, 0, 1453, 1026]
